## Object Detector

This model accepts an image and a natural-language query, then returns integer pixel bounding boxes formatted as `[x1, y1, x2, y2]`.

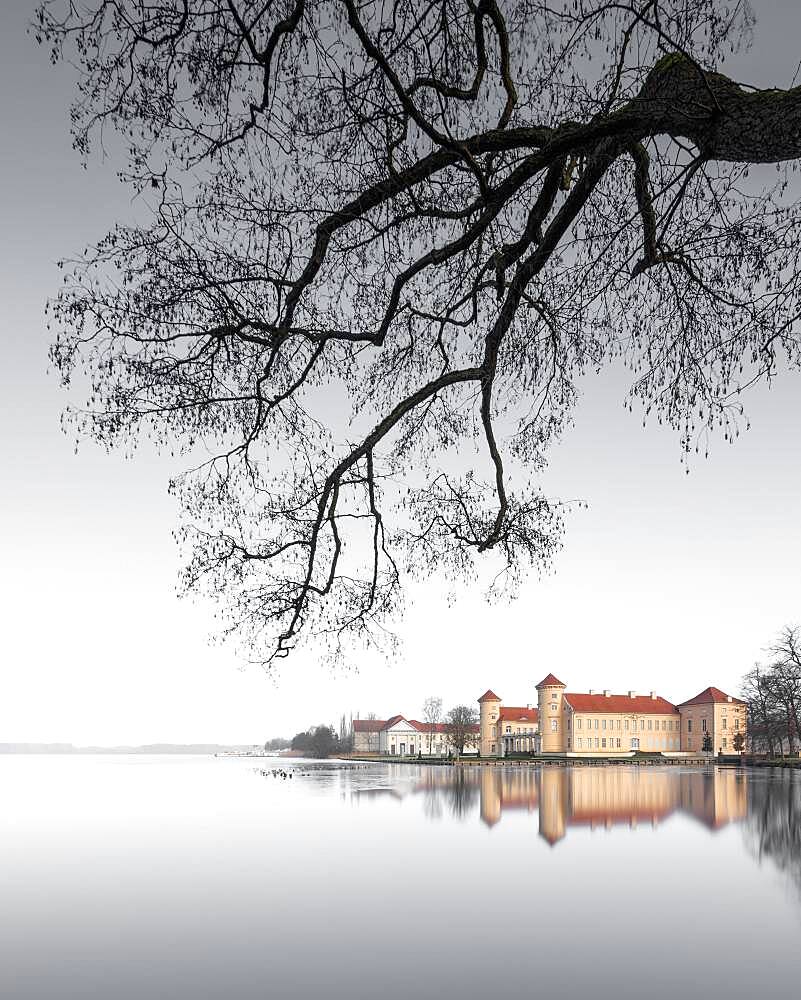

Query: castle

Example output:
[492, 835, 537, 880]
[352, 675, 746, 758]
[479, 674, 746, 757]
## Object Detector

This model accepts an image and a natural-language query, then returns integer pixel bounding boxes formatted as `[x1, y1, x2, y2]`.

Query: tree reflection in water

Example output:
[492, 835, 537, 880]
[744, 769, 801, 899]
[414, 767, 480, 821]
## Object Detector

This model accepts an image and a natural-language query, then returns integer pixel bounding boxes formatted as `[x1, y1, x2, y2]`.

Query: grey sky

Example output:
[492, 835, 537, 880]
[1, 0, 799, 744]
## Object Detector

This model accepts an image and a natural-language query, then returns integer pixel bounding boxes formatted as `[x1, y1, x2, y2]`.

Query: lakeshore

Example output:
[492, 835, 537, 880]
[344, 752, 801, 768]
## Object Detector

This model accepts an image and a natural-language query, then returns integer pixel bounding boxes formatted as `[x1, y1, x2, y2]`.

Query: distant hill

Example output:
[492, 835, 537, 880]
[0, 743, 261, 755]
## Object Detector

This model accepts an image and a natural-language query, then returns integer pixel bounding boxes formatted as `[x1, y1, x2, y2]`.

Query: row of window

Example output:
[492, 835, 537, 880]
[573, 737, 681, 750]
[687, 717, 741, 733]
[573, 717, 679, 732]
[686, 737, 733, 749]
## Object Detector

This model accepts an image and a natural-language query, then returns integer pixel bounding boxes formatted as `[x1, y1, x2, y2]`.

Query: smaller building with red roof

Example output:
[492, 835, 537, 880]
[352, 714, 479, 756]
[676, 687, 747, 754]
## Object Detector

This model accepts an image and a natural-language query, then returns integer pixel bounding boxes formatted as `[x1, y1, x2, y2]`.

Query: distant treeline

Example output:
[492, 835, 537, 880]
[289, 725, 352, 758]
[0, 743, 259, 754]
[263, 737, 290, 751]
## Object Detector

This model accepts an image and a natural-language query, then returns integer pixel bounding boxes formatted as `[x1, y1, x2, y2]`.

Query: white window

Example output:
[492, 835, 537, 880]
[550, 719, 558, 732]
[577, 738, 583, 749]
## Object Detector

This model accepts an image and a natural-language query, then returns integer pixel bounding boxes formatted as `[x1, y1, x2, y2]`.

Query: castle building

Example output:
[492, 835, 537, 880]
[478, 675, 746, 756]
[478, 690, 538, 756]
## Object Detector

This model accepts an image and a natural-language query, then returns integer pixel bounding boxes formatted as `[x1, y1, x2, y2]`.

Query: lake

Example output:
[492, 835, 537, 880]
[0, 756, 799, 999]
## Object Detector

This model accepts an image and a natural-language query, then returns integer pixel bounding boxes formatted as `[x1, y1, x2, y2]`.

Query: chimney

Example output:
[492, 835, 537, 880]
[628, 691, 637, 698]
[727, 695, 732, 702]
[603, 690, 611, 697]
[589, 689, 597, 696]
[650, 691, 657, 700]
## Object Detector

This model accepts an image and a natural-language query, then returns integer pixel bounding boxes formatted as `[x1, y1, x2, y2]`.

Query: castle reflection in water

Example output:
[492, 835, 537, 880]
[365, 766, 748, 845]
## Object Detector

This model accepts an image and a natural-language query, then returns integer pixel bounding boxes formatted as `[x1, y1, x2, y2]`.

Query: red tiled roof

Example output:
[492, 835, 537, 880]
[353, 719, 386, 732]
[478, 689, 502, 703]
[536, 673, 566, 689]
[499, 707, 539, 723]
[563, 692, 678, 715]
[676, 686, 746, 708]
[409, 720, 452, 734]
[372, 717, 480, 734]
[408, 720, 479, 733]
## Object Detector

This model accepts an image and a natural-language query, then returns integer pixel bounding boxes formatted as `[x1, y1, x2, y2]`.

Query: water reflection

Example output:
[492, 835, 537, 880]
[351, 764, 751, 845]
[744, 769, 801, 899]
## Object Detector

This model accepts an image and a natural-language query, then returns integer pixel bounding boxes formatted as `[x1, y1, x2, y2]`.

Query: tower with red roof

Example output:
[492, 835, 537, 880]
[478, 689, 502, 757]
[536, 673, 567, 753]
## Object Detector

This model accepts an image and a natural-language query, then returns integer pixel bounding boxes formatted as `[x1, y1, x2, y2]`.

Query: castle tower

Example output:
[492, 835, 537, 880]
[536, 673, 566, 753]
[478, 690, 502, 757]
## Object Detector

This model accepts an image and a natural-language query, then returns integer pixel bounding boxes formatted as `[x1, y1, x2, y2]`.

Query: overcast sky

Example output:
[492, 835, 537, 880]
[1, 0, 800, 745]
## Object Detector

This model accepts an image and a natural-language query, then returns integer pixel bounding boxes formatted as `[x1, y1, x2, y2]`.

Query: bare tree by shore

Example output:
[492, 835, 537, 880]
[423, 696, 443, 755]
[444, 705, 479, 756]
[741, 626, 801, 755]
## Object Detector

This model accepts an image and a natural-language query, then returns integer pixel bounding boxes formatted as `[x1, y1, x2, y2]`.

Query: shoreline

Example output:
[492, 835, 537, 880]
[342, 753, 801, 769]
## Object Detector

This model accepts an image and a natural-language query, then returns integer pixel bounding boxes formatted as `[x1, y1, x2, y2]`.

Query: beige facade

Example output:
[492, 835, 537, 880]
[478, 676, 746, 757]
[479, 690, 538, 756]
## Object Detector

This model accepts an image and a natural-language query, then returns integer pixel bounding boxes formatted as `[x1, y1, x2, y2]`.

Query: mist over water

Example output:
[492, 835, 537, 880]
[0, 756, 798, 999]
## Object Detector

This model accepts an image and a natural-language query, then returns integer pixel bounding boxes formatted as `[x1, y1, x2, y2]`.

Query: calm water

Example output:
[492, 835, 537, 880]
[0, 757, 799, 999]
